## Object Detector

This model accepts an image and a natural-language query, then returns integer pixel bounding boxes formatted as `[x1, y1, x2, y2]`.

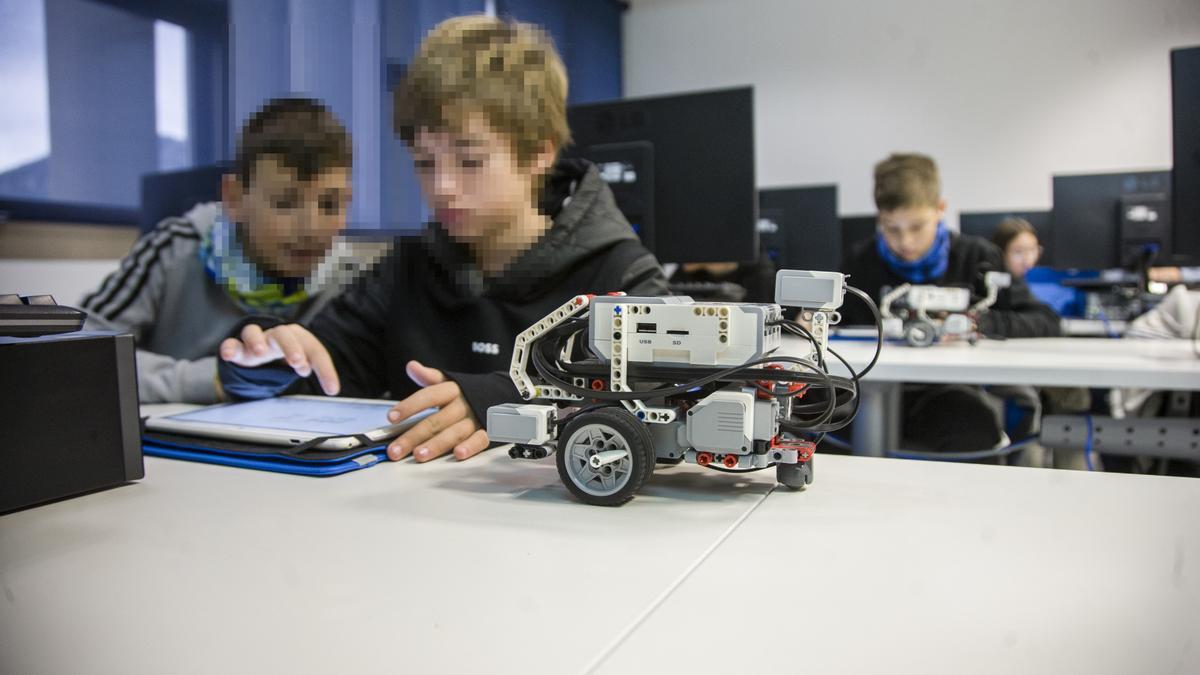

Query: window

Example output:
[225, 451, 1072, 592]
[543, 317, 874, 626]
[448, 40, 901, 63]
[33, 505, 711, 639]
[155, 19, 191, 173]
[0, 0, 224, 216]
[0, 0, 52, 198]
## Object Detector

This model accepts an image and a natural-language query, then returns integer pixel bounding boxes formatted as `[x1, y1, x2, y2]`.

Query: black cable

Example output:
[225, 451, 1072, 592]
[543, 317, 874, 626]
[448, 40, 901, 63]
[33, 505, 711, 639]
[531, 322, 837, 403]
[775, 284, 880, 431]
[781, 284, 882, 433]
[823, 346, 863, 427]
[844, 285, 884, 380]
[765, 315, 840, 426]
[775, 318, 860, 425]
[532, 341, 838, 422]
[523, 287, 883, 437]
[536, 330, 845, 428]
[776, 320, 827, 371]
[701, 463, 775, 474]
[753, 381, 817, 399]
[553, 402, 621, 429]
[551, 348, 850, 387]
[772, 325, 852, 428]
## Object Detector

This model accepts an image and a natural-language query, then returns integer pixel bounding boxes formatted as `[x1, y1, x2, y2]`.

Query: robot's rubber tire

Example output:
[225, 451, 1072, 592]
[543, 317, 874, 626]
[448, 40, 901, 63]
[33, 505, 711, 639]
[556, 407, 656, 506]
[776, 457, 814, 490]
[904, 319, 938, 348]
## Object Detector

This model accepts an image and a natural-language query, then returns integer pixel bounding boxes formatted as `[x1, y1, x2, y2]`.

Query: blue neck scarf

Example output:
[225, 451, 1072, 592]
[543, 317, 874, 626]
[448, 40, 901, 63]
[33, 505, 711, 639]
[876, 221, 950, 284]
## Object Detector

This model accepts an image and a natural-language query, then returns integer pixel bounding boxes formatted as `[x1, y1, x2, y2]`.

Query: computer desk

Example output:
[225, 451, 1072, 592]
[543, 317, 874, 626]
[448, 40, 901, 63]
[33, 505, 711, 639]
[1061, 318, 1129, 337]
[778, 336, 1200, 457]
[2, 404, 1197, 673]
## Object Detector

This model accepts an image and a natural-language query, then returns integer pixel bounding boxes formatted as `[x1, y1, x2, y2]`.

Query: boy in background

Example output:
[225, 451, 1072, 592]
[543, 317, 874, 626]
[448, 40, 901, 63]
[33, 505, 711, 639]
[991, 216, 1042, 282]
[840, 153, 1059, 336]
[840, 153, 1059, 454]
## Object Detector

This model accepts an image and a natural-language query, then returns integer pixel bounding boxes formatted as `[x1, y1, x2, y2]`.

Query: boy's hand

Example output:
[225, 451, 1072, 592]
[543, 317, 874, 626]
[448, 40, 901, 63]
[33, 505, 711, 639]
[385, 361, 488, 463]
[218, 323, 341, 396]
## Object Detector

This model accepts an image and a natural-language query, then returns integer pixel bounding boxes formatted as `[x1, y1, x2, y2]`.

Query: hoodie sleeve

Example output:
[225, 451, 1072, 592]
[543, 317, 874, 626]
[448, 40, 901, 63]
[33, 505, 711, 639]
[973, 244, 1062, 338]
[304, 253, 395, 398]
[441, 370, 519, 427]
[620, 249, 670, 296]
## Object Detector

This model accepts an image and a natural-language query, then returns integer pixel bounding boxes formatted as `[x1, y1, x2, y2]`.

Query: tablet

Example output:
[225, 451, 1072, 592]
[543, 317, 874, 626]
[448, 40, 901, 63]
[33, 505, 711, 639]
[144, 396, 435, 450]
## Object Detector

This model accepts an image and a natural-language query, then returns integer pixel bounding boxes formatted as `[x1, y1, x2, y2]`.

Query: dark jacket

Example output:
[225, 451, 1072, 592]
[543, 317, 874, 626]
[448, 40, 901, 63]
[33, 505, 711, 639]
[221, 158, 668, 420]
[839, 232, 1061, 338]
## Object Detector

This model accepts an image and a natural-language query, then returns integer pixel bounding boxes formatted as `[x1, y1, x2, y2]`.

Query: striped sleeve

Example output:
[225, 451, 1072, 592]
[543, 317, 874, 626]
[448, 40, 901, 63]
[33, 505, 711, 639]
[81, 218, 200, 324]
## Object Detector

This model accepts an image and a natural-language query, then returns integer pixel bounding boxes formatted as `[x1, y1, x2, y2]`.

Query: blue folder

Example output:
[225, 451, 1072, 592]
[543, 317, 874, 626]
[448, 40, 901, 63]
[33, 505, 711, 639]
[142, 432, 390, 477]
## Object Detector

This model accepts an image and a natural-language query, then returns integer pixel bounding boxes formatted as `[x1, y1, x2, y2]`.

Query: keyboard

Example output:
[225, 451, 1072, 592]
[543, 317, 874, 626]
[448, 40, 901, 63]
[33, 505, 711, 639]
[0, 294, 87, 337]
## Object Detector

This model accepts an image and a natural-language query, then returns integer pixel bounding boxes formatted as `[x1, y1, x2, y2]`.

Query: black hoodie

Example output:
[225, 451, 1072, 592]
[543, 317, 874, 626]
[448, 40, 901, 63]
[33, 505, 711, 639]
[220, 159, 668, 420]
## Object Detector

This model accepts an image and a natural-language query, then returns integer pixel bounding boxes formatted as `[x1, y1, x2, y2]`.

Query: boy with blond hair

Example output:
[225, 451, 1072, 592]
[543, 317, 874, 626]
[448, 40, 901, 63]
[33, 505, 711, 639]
[218, 15, 667, 463]
[840, 153, 1059, 336]
[839, 153, 1058, 454]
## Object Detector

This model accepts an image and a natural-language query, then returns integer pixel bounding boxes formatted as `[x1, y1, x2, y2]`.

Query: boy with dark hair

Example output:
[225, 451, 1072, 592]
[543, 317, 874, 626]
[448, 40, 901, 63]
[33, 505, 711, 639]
[218, 15, 667, 464]
[82, 97, 355, 403]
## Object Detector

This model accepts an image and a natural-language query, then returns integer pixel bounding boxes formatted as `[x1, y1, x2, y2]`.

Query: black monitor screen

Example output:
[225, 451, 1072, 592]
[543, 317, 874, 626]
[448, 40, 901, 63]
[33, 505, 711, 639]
[1052, 171, 1172, 269]
[140, 165, 226, 234]
[566, 87, 757, 264]
[758, 185, 839, 271]
[959, 210, 1053, 267]
[838, 214, 878, 268]
[1172, 46, 1200, 262]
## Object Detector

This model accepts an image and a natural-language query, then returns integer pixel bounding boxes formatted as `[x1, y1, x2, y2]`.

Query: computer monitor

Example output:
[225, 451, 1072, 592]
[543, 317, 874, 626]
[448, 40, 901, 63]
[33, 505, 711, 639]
[959, 210, 1053, 267]
[565, 87, 757, 264]
[140, 165, 226, 233]
[757, 185, 839, 271]
[1172, 46, 1200, 263]
[1051, 171, 1172, 270]
[838, 214, 878, 267]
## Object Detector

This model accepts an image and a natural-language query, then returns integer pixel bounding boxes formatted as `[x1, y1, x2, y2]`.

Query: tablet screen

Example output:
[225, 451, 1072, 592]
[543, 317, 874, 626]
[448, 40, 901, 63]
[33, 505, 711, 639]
[165, 398, 395, 435]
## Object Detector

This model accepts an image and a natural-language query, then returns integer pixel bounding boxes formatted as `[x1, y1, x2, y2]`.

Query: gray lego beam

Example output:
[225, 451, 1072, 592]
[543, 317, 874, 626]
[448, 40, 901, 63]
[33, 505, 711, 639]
[1041, 415, 1200, 460]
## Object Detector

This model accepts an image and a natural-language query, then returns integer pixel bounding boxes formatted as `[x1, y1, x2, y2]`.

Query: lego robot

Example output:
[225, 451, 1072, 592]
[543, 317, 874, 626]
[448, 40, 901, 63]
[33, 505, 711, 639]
[485, 270, 880, 506]
[879, 271, 1011, 347]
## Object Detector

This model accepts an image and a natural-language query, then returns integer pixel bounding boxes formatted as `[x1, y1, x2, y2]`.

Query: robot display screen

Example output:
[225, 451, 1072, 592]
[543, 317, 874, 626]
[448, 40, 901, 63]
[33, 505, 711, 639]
[164, 398, 394, 435]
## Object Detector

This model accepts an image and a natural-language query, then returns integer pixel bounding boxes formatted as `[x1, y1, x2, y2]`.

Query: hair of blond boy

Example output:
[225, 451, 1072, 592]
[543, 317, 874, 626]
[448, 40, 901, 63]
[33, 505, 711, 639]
[393, 14, 571, 164]
[873, 153, 941, 212]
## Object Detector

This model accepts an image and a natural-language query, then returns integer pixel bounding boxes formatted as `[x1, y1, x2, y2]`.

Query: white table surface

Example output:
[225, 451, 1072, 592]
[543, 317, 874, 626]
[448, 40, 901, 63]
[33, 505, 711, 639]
[791, 336, 1200, 390]
[4, 412, 1198, 674]
[0, 442, 776, 675]
[595, 455, 1200, 675]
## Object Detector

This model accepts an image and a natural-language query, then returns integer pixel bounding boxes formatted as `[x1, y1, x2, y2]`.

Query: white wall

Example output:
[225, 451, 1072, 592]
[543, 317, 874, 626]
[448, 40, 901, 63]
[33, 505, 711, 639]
[623, 0, 1200, 224]
[0, 259, 119, 306]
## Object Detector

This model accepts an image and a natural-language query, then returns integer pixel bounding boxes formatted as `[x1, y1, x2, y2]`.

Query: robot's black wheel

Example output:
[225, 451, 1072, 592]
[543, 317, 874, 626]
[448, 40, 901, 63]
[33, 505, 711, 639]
[776, 456, 814, 490]
[556, 407, 655, 506]
[904, 319, 938, 348]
